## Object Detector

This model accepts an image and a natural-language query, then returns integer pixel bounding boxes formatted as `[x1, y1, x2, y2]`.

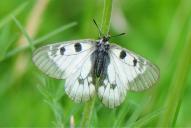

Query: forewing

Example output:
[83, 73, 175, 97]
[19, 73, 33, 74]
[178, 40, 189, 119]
[32, 39, 96, 79]
[109, 44, 160, 91]
[33, 39, 97, 102]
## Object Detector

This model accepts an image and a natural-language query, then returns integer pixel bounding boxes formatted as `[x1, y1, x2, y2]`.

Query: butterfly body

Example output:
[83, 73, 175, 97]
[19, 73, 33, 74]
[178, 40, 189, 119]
[33, 37, 159, 108]
[92, 38, 110, 77]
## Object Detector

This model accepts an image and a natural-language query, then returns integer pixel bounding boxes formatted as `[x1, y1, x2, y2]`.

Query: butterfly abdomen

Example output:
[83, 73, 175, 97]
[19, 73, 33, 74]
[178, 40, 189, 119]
[94, 51, 110, 77]
[92, 42, 110, 78]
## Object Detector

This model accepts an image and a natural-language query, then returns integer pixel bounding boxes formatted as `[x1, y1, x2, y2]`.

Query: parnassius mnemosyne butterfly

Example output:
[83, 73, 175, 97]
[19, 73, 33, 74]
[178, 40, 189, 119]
[32, 21, 160, 108]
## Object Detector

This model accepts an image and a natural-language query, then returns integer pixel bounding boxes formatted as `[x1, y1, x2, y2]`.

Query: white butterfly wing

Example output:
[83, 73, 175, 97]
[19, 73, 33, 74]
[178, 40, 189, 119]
[98, 44, 159, 108]
[32, 39, 95, 79]
[110, 44, 160, 91]
[32, 39, 96, 102]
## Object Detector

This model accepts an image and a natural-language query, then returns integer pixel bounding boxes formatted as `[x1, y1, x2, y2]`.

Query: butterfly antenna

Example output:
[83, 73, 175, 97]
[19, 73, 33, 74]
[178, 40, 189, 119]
[110, 33, 126, 38]
[93, 19, 103, 38]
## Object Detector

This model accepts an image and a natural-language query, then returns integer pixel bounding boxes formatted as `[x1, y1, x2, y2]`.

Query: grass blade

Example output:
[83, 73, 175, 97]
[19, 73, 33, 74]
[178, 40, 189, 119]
[0, 2, 28, 29]
[37, 77, 65, 128]
[130, 108, 163, 127]
[34, 22, 77, 43]
[113, 100, 130, 127]
[158, 15, 191, 126]
[101, 0, 113, 35]
[2, 22, 77, 61]
[12, 16, 35, 51]
[125, 97, 152, 126]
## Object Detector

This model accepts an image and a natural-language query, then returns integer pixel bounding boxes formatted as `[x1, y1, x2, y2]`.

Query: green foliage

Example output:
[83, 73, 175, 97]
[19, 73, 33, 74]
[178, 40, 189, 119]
[0, 2, 28, 29]
[3, 22, 77, 60]
[37, 76, 65, 127]
[0, 24, 14, 61]
[0, 0, 191, 127]
[12, 16, 35, 51]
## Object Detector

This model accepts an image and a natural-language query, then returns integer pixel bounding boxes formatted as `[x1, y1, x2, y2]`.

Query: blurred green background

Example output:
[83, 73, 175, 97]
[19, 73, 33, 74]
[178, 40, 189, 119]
[0, 0, 191, 127]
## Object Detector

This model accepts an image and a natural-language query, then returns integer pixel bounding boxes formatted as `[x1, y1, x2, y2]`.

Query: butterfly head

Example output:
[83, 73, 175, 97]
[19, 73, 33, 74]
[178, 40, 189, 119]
[93, 19, 126, 44]
[101, 33, 126, 43]
[102, 35, 111, 43]
[97, 36, 110, 51]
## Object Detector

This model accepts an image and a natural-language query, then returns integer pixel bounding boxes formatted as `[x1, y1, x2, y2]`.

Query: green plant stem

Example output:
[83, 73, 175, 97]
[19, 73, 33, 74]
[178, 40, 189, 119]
[12, 16, 35, 51]
[80, 0, 113, 127]
[80, 96, 96, 127]
[158, 17, 191, 126]
[2, 22, 77, 61]
[0, 2, 28, 29]
[101, 0, 113, 35]
[148, 0, 191, 111]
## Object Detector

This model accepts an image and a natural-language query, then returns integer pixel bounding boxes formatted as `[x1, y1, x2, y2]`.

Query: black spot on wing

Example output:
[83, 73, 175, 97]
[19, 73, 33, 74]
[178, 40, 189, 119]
[110, 84, 116, 89]
[133, 58, 137, 66]
[74, 43, 82, 52]
[60, 47, 65, 55]
[78, 78, 84, 85]
[119, 50, 126, 59]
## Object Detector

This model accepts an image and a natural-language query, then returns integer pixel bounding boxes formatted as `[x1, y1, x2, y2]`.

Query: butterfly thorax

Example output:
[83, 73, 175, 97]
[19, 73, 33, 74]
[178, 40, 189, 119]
[92, 39, 110, 78]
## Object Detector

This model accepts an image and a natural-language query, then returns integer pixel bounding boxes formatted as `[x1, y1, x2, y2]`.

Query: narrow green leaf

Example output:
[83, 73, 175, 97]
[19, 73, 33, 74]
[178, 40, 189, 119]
[3, 22, 77, 60]
[126, 98, 151, 126]
[0, 2, 28, 29]
[34, 22, 77, 43]
[0, 25, 10, 60]
[12, 16, 35, 51]
[159, 15, 191, 126]
[0, 24, 18, 61]
[37, 77, 64, 128]
[101, 0, 113, 35]
[113, 100, 130, 127]
[130, 108, 163, 127]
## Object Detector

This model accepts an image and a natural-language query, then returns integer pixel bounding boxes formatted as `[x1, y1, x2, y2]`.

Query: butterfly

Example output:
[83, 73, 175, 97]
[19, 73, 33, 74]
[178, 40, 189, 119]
[32, 21, 160, 108]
